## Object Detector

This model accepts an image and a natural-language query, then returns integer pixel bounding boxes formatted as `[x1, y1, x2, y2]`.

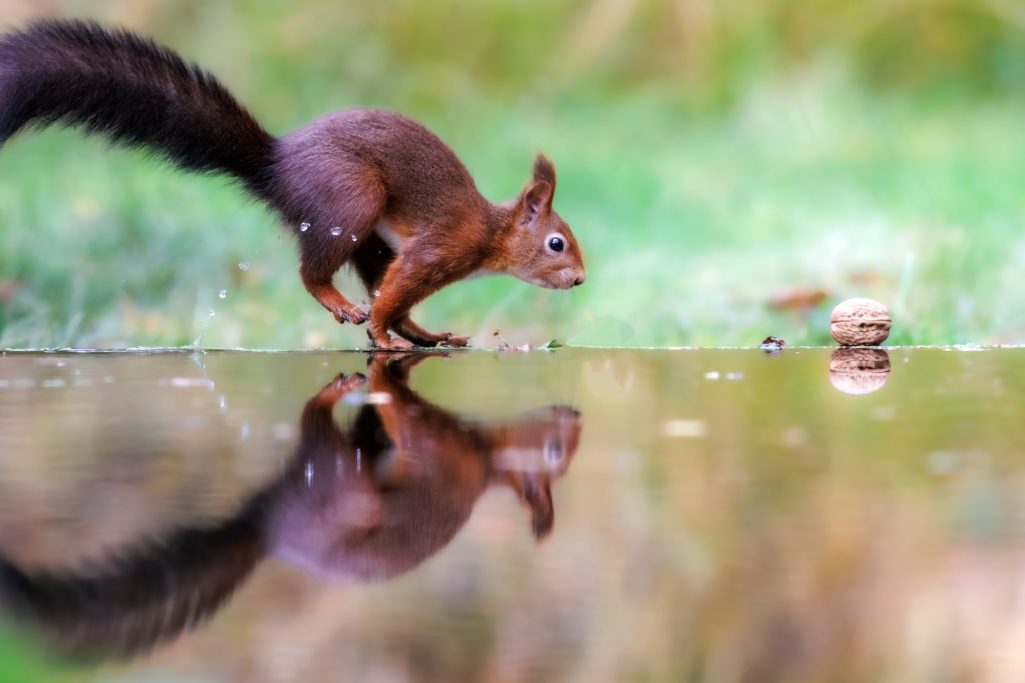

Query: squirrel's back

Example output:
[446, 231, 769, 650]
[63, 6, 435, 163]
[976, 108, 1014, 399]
[0, 21, 486, 226]
[274, 108, 486, 229]
[0, 20, 275, 198]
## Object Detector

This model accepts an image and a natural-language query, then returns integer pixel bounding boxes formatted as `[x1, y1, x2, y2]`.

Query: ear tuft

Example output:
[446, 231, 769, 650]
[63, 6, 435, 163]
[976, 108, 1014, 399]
[532, 154, 557, 189]
[519, 180, 552, 225]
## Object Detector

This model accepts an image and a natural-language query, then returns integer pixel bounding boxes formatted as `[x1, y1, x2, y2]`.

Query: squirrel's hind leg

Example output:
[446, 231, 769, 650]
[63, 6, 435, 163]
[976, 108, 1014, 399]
[295, 185, 385, 326]
[302, 277, 368, 326]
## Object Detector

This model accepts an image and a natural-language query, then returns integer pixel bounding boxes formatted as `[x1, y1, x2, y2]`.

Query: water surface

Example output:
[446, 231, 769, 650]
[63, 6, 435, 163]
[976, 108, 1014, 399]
[1, 347, 1024, 682]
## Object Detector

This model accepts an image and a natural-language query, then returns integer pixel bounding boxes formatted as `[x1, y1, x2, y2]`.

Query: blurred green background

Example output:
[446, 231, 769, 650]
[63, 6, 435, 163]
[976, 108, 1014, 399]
[2, 0, 1024, 349]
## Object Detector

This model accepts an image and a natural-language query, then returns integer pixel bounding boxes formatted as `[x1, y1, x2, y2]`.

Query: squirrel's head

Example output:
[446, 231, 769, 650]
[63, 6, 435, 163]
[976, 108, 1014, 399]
[502, 154, 586, 290]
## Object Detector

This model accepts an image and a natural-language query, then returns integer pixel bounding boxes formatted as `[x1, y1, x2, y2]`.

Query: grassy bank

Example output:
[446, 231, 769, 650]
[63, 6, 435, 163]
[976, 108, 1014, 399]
[3, 83, 1023, 348]
[1, 2, 1024, 349]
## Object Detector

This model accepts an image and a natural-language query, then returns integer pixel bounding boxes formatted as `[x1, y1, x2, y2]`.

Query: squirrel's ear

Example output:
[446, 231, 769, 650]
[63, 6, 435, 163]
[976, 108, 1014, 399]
[517, 180, 552, 226]
[532, 154, 557, 193]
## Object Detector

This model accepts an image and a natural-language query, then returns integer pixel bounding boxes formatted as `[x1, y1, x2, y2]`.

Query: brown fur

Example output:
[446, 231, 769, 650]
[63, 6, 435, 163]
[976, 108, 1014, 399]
[0, 22, 587, 348]
[271, 110, 586, 348]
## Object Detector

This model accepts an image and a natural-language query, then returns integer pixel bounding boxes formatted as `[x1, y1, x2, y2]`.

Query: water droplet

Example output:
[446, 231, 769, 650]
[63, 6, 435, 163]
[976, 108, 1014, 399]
[218, 289, 227, 299]
[208, 309, 216, 317]
[351, 234, 358, 241]
[373, 289, 381, 298]
[305, 461, 314, 487]
[168, 377, 213, 388]
[238, 262, 249, 271]
[299, 222, 310, 232]
[330, 226, 343, 236]
[663, 419, 706, 438]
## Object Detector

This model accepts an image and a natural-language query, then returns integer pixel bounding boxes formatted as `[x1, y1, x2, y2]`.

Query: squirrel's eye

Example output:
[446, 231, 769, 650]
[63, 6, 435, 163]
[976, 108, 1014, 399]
[548, 236, 565, 253]
[544, 439, 564, 466]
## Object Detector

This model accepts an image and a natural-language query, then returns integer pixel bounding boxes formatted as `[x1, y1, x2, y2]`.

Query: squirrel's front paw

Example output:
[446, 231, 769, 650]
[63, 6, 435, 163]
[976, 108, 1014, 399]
[439, 334, 470, 348]
[374, 335, 416, 351]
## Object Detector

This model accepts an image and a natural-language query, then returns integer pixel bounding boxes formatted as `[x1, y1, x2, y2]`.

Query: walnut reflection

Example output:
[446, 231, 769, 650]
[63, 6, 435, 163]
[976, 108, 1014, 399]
[828, 348, 891, 395]
[0, 353, 582, 660]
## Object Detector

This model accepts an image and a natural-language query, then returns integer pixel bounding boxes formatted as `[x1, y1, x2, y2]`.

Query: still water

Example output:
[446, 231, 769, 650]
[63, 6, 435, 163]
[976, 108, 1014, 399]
[0, 347, 1023, 683]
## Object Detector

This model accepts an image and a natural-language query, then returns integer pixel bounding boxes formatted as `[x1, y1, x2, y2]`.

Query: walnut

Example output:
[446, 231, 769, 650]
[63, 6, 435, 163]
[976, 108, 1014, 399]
[829, 298, 892, 346]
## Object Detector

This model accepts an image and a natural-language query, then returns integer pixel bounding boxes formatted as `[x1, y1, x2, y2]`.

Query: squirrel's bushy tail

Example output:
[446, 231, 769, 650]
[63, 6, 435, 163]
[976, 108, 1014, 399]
[0, 20, 275, 197]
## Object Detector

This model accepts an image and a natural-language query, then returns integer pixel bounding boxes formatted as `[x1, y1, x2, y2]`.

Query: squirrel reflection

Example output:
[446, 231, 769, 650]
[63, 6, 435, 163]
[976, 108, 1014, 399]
[0, 353, 582, 659]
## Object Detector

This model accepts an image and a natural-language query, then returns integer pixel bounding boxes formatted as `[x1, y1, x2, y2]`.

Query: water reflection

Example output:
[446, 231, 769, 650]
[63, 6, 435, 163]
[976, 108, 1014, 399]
[828, 348, 891, 395]
[0, 353, 582, 660]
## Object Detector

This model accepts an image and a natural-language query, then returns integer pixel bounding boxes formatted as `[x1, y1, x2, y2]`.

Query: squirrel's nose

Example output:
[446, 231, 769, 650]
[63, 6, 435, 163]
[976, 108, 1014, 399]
[573, 273, 586, 287]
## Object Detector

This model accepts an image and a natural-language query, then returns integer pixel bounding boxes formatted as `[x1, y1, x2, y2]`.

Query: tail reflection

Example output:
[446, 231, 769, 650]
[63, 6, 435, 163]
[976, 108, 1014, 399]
[0, 353, 583, 659]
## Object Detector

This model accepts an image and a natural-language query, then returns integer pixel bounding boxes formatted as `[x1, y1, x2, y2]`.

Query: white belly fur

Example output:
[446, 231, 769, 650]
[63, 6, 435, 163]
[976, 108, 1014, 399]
[374, 218, 404, 251]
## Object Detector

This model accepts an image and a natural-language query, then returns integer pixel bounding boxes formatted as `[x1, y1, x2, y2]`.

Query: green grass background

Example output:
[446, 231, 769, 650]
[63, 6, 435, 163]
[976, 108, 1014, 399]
[1, 0, 1024, 349]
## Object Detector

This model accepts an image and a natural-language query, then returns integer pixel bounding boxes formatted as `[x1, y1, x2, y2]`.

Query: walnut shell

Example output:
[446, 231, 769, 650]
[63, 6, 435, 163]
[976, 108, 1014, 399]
[829, 298, 892, 346]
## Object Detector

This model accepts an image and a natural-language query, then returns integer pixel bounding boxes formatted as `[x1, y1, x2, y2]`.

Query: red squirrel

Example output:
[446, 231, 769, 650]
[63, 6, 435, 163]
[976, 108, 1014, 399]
[0, 20, 586, 349]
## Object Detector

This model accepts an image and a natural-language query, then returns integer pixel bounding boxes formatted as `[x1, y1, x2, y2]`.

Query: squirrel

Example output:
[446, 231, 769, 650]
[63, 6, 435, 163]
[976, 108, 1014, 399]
[0, 20, 586, 350]
[0, 353, 582, 659]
